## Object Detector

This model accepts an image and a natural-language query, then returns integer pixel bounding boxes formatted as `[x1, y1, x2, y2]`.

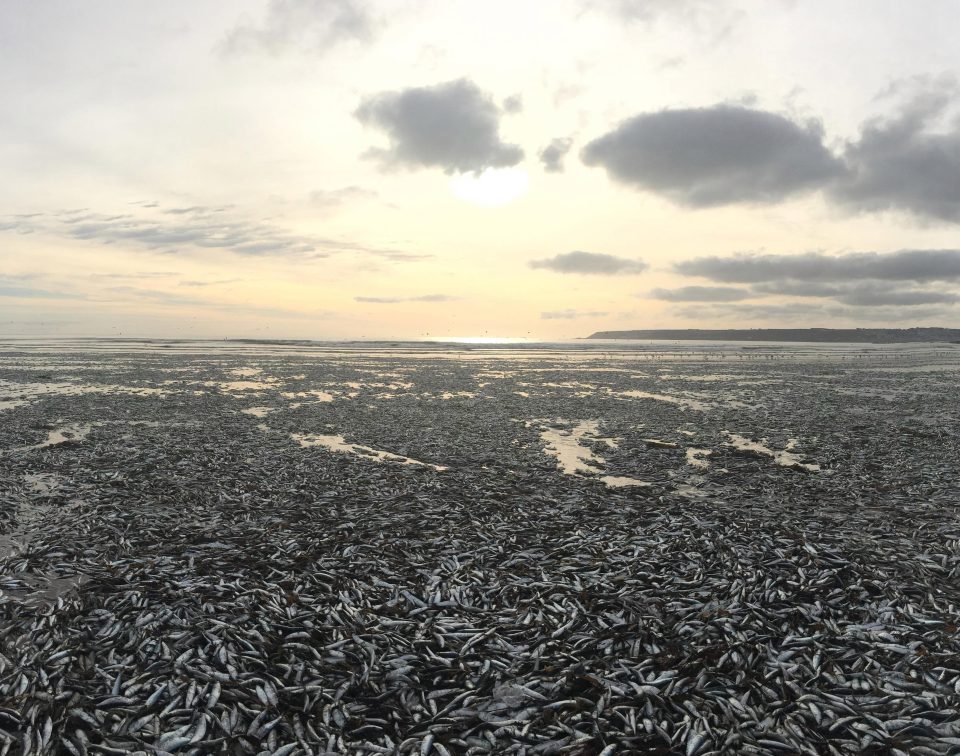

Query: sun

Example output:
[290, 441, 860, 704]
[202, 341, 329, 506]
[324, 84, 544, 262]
[450, 168, 529, 207]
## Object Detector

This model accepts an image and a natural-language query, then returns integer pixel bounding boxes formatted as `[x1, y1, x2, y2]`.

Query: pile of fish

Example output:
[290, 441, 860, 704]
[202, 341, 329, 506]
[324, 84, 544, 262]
[0, 341, 958, 754]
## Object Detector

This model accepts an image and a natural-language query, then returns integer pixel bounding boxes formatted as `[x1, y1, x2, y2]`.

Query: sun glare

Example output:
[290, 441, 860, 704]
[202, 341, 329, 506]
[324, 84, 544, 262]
[450, 168, 529, 206]
[422, 336, 530, 344]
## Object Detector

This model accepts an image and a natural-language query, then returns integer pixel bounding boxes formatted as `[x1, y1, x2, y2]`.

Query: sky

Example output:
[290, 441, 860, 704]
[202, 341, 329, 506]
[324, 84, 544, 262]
[2, 0, 960, 340]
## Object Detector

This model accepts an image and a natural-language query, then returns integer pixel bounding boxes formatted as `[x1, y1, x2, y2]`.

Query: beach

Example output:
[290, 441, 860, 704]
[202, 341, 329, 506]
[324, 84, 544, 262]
[1, 339, 959, 754]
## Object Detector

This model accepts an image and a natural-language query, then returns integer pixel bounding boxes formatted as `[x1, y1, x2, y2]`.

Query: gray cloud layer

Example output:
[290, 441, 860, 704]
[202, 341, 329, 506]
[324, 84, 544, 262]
[582, 105, 844, 207]
[539, 138, 574, 173]
[354, 294, 457, 304]
[835, 283, 958, 307]
[649, 285, 751, 302]
[674, 249, 960, 283]
[675, 301, 954, 323]
[672, 248, 960, 311]
[2, 206, 425, 261]
[356, 79, 523, 174]
[223, 0, 372, 55]
[831, 86, 960, 222]
[530, 251, 648, 275]
[582, 83, 960, 223]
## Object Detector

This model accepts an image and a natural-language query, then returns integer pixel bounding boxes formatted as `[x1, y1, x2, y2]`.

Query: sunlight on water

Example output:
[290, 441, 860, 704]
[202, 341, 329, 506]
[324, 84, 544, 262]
[420, 336, 531, 344]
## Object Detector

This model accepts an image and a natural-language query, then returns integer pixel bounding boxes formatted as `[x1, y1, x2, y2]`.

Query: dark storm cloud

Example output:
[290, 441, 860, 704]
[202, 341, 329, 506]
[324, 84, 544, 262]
[0, 207, 425, 261]
[354, 294, 458, 304]
[539, 138, 574, 173]
[581, 105, 844, 206]
[830, 86, 960, 223]
[355, 79, 524, 174]
[541, 309, 609, 319]
[223, 0, 373, 55]
[674, 250, 960, 283]
[648, 285, 752, 302]
[529, 251, 648, 275]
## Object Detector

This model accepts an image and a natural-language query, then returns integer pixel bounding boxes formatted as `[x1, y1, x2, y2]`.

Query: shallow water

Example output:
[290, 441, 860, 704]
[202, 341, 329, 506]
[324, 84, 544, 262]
[685, 447, 713, 469]
[725, 432, 820, 472]
[291, 431, 448, 471]
[615, 389, 712, 412]
[532, 420, 650, 488]
[4, 424, 92, 455]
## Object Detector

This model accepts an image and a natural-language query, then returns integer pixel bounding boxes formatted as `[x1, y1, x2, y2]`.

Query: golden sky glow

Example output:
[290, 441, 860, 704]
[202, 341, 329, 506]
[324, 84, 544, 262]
[2, 1, 960, 339]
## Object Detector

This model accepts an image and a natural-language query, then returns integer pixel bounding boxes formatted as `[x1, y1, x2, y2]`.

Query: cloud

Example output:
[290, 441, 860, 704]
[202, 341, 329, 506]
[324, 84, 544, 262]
[223, 0, 372, 55]
[354, 294, 458, 304]
[529, 251, 648, 275]
[583, 0, 738, 32]
[539, 138, 574, 173]
[674, 249, 960, 283]
[580, 80, 960, 224]
[90, 271, 180, 280]
[673, 300, 956, 324]
[750, 279, 957, 307]
[657, 56, 686, 71]
[0, 286, 84, 300]
[673, 301, 841, 322]
[502, 95, 524, 114]
[609, 0, 707, 21]
[833, 283, 959, 307]
[355, 79, 524, 174]
[0, 206, 425, 261]
[309, 186, 378, 209]
[101, 286, 331, 319]
[178, 279, 243, 287]
[54, 208, 315, 256]
[750, 280, 844, 297]
[673, 249, 960, 311]
[411, 294, 458, 302]
[104, 286, 209, 307]
[648, 285, 752, 302]
[831, 81, 960, 223]
[581, 105, 844, 206]
[541, 309, 609, 319]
